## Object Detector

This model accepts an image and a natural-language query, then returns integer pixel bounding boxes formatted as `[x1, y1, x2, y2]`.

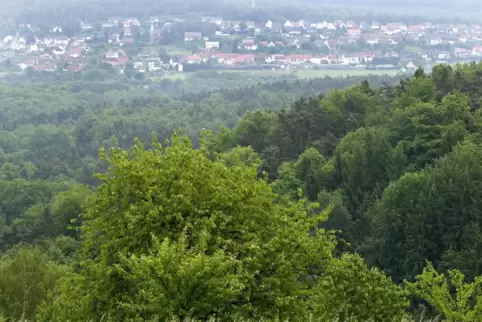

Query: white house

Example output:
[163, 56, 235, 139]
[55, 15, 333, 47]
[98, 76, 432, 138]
[28, 44, 39, 52]
[106, 49, 127, 59]
[205, 41, 220, 50]
[51, 26, 63, 33]
[326, 23, 336, 30]
[124, 18, 141, 28]
[187, 55, 202, 64]
[53, 37, 69, 46]
[52, 47, 66, 56]
[309, 57, 324, 64]
[102, 21, 117, 28]
[10, 38, 26, 50]
[406, 61, 417, 69]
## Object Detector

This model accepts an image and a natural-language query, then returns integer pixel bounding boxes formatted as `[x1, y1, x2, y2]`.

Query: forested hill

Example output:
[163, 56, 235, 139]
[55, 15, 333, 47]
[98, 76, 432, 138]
[2, 0, 480, 33]
[209, 62, 482, 282]
[4, 63, 482, 321]
[306, 0, 481, 9]
[0, 73, 398, 185]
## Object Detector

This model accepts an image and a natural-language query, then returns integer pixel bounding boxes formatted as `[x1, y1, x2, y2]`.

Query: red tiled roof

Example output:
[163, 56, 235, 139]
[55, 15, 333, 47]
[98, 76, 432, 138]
[67, 64, 86, 72]
[288, 54, 313, 60]
[233, 54, 254, 63]
[213, 53, 239, 60]
[347, 28, 361, 35]
[408, 25, 422, 32]
[23, 60, 37, 66]
[117, 56, 129, 65]
[187, 55, 202, 61]
[68, 47, 82, 54]
[455, 47, 470, 53]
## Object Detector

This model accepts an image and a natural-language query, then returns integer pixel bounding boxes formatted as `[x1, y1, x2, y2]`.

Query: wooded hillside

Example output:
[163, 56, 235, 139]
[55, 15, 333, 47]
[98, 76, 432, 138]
[3, 63, 482, 320]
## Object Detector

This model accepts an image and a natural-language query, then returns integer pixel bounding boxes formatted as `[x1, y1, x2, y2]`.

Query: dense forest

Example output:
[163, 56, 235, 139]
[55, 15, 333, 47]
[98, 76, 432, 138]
[4, 62, 482, 321]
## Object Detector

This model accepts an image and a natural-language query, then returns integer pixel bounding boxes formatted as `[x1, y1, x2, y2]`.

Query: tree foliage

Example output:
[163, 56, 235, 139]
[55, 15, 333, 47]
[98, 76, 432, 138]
[407, 262, 482, 322]
[4, 61, 482, 320]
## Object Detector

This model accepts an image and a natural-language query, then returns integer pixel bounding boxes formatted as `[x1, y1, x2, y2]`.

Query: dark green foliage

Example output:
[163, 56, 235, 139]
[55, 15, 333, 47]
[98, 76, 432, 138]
[0, 246, 68, 320]
[372, 141, 482, 282]
[4, 61, 482, 320]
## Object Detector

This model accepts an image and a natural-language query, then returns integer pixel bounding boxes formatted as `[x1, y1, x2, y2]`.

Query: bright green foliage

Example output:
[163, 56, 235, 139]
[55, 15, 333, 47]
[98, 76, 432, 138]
[218, 146, 261, 168]
[37, 236, 82, 265]
[117, 235, 244, 320]
[37, 272, 91, 322]
[314, 253, 409, 322]
[0, 246, 68, 320]
[407, 263, 482, 322]
[54, 134, 338, 321]
[271, 161, 302, 200]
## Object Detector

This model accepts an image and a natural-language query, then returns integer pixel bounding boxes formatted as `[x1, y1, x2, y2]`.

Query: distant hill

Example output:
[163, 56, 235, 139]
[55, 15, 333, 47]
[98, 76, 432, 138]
[1, 0, 481, 31]
[305, 0, 478, 8]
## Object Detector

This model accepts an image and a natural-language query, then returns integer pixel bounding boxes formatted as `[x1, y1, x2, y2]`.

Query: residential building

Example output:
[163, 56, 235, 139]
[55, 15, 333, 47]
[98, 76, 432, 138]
[184, 32, 202, 41]
[205, 41, 220, 50]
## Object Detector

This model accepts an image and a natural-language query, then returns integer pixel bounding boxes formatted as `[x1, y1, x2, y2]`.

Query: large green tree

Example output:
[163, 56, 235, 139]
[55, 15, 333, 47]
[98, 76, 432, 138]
[44, 134, 338, 321]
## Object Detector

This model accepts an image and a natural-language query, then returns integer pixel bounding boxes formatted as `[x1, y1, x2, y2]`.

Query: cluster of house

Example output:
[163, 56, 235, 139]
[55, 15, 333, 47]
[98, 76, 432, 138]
[183, 17, 482, 67]
[106, 48, 183, 72]
[199, 17, 482, 45]
[3, 34, 88, 72]
[182, 52, 415, 70]
[4, 15, 482, 74]
[0, 17, 155, 73]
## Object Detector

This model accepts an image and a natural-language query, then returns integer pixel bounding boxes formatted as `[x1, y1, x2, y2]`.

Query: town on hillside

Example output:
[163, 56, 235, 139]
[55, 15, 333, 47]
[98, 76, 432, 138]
[2, 16, 482, 76]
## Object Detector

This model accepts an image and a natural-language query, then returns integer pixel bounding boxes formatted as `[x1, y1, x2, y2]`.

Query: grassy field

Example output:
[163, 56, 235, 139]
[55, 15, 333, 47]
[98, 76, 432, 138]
[164, 45, 193, 56]
[154, 68, 404, 81]
[294, 69, 402, 78]
[155, 73, 188, 81]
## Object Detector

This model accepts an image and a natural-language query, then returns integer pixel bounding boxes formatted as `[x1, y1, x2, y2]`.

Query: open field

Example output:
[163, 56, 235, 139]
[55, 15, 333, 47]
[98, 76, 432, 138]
[163, 46, 193, 56]
[294, 69, 403, 78]
[155, 68, 405, 81]
[154, 73, 188, 81]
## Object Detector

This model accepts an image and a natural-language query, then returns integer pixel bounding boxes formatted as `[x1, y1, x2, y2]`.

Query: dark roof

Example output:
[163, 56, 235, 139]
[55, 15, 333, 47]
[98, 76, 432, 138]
[254, 22, 265, 29]
[371, 56, 400, 66]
